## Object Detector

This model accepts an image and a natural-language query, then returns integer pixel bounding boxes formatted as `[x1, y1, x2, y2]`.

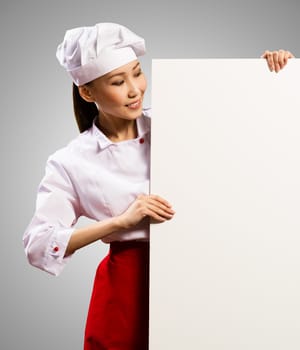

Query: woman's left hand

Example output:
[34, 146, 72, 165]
[261, 50, 295, 73]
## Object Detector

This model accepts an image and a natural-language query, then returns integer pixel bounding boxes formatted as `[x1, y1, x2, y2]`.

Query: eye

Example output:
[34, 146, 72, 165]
[112, 80, 124, 86]
[135, 69, 143, 77]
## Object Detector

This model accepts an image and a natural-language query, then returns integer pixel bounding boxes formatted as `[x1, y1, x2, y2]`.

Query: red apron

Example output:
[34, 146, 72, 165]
[84, 241, 149, 350]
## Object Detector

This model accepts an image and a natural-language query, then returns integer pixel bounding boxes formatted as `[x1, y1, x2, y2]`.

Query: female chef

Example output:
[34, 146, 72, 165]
[22, 22, 294, 350]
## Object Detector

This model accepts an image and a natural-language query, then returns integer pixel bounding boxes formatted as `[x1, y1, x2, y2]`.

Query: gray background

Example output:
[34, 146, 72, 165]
[1, 0, 299, 349]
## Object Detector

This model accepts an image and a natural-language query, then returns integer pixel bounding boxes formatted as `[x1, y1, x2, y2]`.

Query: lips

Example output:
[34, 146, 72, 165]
[126, 100, 141, 109]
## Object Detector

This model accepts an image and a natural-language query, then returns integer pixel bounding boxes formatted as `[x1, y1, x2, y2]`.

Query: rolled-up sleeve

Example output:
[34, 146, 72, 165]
[23, 154, 81, 276]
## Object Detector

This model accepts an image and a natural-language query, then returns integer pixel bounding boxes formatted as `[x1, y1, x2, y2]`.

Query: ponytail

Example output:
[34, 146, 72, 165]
[72, 83, 98, 133]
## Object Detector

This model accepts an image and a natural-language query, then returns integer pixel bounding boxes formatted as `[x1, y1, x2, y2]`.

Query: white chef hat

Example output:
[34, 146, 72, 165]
[56, 22, 146, 86]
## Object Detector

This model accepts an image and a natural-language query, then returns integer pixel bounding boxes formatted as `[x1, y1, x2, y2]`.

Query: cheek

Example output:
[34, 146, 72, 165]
[140, 77, 147, 94]
[98, 90, 124, 108]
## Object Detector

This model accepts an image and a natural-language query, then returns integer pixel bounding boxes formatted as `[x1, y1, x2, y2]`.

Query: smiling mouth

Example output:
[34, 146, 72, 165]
[126, 100, 141, 109]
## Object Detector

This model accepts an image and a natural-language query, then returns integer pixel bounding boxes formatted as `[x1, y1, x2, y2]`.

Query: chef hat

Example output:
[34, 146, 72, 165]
[56, 22, 146, 86]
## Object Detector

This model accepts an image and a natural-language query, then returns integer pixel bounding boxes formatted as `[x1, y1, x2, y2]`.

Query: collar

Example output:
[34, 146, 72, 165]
[91, 110, 151, 150]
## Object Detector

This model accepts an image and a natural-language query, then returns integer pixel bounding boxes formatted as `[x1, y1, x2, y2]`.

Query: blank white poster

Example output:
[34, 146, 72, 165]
[149, 59, 300, 350]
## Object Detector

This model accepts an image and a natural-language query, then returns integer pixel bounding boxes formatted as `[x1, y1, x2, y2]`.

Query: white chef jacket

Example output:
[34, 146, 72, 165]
[23, 109, 151, 276]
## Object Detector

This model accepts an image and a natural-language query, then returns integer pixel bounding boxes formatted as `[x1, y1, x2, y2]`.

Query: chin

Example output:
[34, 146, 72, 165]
[125, 107, 144, 119]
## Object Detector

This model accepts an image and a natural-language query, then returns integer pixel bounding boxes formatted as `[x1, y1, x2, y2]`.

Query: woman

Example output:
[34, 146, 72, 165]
[23, 22, 294, 350]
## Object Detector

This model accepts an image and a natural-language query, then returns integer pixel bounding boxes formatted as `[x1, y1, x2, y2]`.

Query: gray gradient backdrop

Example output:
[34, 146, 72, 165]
[1, 0, 299, 349]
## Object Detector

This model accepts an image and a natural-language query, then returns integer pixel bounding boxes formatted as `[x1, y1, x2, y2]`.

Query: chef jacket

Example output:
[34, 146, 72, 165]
[23, 109, 151, 276]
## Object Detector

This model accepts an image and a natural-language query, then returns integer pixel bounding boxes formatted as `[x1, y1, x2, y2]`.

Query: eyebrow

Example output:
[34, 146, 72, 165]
[107, 62, 140, 79]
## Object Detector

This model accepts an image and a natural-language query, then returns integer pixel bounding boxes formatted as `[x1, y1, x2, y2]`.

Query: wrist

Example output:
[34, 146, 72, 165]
[113, 214, 129, 231]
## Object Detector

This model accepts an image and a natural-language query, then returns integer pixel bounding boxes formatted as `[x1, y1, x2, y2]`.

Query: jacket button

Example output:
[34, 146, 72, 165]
[139, 138, 145, 144]
[53, 246, 59, 252]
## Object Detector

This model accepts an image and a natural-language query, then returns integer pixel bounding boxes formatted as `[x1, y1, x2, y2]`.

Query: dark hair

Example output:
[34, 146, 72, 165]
[72, 83, 98, 133]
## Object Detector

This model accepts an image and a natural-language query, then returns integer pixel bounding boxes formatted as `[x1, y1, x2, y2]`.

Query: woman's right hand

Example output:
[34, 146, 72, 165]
[117, 194, 175, 230]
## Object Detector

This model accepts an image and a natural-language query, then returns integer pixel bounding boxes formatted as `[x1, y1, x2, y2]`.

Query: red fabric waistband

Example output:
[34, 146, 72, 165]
[109, 240, 149, 253]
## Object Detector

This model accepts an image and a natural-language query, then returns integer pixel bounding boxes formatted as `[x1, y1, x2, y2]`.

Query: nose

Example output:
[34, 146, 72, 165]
[127, 80, 139, 98]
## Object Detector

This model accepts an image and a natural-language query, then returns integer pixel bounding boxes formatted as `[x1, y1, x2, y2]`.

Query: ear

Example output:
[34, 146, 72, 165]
[78, 85, 95, 103]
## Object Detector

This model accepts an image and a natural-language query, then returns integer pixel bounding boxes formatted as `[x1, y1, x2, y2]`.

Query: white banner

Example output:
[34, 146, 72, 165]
[150, 59, 300, 349]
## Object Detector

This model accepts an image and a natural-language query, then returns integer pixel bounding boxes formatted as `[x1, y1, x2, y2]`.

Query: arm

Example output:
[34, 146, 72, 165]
[262, 49, 295, 72]
[23, 155, 81, 276]
[64, 194, 175, 256]
[24, 153, 175, 274]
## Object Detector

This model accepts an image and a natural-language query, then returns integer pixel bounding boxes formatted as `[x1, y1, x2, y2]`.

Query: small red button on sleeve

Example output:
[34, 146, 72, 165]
[53, 246, 59, 252]
[139, 138, 145, 144]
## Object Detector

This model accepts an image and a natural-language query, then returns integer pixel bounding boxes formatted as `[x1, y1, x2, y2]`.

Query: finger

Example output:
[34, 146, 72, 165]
[147, 198, 175, 215]
[149, 194, 173, 208]
[144, 208, 167, 222]
[147, 210, 171, 222]
[147, 203, 175, 218]
[272, 51, 280, 73]
[260, 50, 268, 59]
[135, 195, 174, 220]
[284, 50, 295, 65]
[147, 201, 175, 217]
[150, 217, 166, 224]
[278, 49, 286, 69]
[262, 50, 274, 72]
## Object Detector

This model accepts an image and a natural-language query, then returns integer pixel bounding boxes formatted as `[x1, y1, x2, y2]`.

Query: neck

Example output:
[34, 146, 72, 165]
[96, 113, 138, 142]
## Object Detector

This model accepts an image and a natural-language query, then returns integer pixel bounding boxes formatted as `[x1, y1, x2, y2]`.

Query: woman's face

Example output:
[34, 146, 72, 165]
[82, 60, 147, 121]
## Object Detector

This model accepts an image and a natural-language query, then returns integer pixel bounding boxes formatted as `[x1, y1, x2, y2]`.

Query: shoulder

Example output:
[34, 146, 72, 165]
[46, 128, 96, 168]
